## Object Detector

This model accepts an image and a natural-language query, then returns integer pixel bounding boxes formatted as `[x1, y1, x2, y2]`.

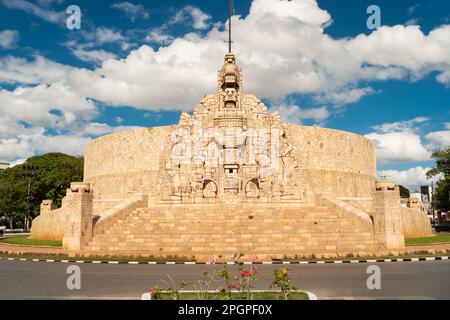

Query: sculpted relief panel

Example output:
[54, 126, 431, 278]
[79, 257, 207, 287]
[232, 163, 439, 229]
[158, 53, 305, 204]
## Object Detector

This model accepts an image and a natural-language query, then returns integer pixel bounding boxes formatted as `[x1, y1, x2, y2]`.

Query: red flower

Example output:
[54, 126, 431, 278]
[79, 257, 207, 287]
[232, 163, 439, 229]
[251, 266, 258, 276]
[149, 289, 158, 296]
[229, 284, 235, 289]
[242, 269, 250, 277]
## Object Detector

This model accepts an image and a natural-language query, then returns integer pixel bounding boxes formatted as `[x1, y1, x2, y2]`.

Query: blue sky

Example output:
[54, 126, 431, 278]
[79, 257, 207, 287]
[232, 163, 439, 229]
[0, 0, 449, 191]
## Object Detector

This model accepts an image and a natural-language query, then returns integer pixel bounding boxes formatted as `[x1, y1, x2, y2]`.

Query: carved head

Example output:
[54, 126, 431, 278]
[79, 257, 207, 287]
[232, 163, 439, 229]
[225, 88, 236, 96]
[225, 53, 235, 64]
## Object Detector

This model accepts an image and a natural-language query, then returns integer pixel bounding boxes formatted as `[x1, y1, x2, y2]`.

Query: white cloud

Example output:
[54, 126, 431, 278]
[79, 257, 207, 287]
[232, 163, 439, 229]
[378, 166, 435, 191]
[62, 0, 450, 111]
[314, 87, 375, 107]
[0, 55, 73, 84]
[173, 5, 211, 30]
[0, 30, 19, 49]
[405, 18, 420, 26]
[0, 0, 64, 24]
[0, 82, 98, 139]
[0, 127, 91, 162]
[36, 0, 65, 6]
[72, 48, 117, 64]
[82, 122, 142, 136]
[365, 131, 430, 163]
[271, 104, 329, 125]
[111, 2, 149, 22]
[9, 158, 26, 167]
[3, 0, 450, 163]
[64, 28, 124, 63]
[425, 130, 450, 150]
[250, 0, 331, 25]
[372, 117, 430, 133]
[68, 44, 216, 110]
[145, 29, 175, 45]
[94, 27, 124, 44]
[2, 0, 450, 112]
[407, 4, 420, 15]
[437, 69, 450, 85]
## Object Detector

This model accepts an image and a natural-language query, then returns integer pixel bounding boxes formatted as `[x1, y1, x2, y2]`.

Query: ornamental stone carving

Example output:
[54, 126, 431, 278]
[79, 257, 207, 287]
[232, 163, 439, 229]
[159, 53, 305, 204]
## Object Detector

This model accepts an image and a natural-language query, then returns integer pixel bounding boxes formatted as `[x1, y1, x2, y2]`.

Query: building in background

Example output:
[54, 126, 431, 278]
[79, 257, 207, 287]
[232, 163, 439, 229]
[0, 162, 9, 171]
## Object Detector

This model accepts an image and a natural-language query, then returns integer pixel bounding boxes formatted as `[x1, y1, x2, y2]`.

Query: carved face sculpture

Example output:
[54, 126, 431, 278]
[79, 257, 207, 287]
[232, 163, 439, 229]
[225, 88, 236, 96]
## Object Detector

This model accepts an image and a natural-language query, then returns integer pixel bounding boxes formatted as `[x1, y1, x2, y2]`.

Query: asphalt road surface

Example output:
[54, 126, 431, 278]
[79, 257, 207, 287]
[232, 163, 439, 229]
[0, 259, 449, 300]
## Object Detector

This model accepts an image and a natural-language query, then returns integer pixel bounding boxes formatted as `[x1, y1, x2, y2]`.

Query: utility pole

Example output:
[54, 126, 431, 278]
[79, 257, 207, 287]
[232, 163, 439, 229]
[431, 181, 436, 226]
[23, 164, 37, 232]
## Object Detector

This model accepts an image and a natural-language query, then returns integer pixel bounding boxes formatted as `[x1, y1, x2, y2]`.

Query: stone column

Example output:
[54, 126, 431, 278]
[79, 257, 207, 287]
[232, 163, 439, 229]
[62, 182, 94, 251]
[40, 200, 54, 215]
[372, 180, 405, 249]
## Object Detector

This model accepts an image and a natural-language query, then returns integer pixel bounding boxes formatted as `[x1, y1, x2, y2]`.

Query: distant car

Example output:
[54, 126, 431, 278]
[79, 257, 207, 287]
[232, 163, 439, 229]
[435, 221, 450, 232]
[0, 226, 5, 237]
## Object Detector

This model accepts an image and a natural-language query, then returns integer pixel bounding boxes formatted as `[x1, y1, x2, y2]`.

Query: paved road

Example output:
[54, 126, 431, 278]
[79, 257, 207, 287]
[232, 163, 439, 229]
[0, 259, 449, 300]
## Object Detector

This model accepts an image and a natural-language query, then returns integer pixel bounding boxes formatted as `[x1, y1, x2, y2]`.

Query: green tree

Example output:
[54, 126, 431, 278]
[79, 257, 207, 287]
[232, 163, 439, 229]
[432, 179, 450, 213]
[399, 185, 410, 199]
[426, 149, 450, 178]
[0, 153, 83, 229]
[427, 148, 450, 213]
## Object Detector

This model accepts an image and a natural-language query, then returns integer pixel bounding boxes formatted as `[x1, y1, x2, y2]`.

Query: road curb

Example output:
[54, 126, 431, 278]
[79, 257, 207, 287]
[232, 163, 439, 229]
[1, 255, 448, 265]
[304, 291, 318, 300]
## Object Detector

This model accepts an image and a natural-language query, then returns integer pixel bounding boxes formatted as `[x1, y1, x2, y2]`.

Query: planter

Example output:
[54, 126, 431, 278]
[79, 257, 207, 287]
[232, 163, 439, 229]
[141, 290, 317, 300]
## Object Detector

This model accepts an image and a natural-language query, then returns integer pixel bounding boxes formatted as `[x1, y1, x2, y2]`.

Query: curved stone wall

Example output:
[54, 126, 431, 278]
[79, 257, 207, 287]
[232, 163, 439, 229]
[84, 124, 376, 207]
[84, 126, 174, 201]
[288, 125, 376, 202]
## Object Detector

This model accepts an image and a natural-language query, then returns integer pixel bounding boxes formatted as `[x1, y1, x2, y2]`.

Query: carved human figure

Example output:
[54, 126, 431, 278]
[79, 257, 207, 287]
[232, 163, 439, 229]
[245, 179, 260, 198]
[203, 180, 218, 198]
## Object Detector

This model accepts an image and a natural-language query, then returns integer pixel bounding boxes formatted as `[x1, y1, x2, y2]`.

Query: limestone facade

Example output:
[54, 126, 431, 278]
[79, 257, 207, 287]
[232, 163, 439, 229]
[30, 53, 431, 259]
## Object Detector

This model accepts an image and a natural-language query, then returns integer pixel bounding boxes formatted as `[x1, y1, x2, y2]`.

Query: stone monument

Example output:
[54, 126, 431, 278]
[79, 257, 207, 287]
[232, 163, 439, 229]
[30, 5, 432, 258]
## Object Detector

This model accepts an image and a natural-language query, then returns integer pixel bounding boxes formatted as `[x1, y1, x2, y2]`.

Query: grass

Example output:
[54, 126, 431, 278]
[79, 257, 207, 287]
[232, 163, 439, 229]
[405, 234, 450, 246]
[157, 291, 309, 300]
[0, 251, 449, 264]
[0, 236, 62, 247]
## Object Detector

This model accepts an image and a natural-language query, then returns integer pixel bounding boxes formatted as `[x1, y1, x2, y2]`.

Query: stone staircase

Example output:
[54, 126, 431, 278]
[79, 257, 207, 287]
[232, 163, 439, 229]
[83, 203, 378, 259]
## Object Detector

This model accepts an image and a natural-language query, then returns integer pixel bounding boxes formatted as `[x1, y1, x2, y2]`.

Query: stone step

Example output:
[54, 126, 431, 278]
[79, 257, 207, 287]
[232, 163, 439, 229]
[87, 203, 376, 254]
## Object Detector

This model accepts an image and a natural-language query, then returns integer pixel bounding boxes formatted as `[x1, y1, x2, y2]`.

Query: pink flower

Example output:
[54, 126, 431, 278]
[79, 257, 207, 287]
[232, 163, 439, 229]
[252, 256, 259, 263]
[206, 258, 216, 265]
[229, 284, 235, 289]
[242, 269, 250, 277]
[149, 289, 158, 296]
[251, 266, 258, 276]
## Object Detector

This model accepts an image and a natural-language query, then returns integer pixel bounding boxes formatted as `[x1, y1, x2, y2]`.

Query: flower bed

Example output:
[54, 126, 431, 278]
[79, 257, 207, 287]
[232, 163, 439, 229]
[142, 290, 310, 300]
[143, 253, 310, 301]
